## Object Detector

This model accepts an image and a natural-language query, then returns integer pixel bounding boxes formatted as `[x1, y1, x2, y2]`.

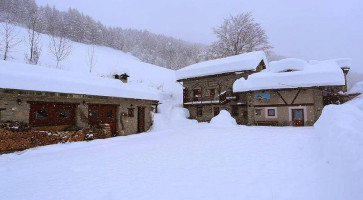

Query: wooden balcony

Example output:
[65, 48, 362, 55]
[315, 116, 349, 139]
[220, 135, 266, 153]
[183, 91, 238, 105]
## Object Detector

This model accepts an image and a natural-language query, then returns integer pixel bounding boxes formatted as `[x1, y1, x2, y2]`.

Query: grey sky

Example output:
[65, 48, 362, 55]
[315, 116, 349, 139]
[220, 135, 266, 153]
[36, 0, 363, 72]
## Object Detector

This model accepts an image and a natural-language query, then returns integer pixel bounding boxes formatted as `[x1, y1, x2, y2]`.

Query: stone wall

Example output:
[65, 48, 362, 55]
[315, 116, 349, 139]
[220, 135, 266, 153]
[0, 89, 157, 135]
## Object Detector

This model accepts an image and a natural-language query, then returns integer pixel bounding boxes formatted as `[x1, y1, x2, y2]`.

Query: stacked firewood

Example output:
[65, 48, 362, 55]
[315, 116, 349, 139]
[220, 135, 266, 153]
[0, 122, 112, 154]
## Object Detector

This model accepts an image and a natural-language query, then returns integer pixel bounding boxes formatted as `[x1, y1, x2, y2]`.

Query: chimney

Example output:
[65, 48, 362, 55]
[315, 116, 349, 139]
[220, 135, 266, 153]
[120, 73, 130, 83]
[341, 66, 350, 92]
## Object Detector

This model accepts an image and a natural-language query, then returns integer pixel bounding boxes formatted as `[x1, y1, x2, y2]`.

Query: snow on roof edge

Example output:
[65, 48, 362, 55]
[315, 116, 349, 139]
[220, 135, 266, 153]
[0, 60, 160, 101]
[176, 51, 268, 80]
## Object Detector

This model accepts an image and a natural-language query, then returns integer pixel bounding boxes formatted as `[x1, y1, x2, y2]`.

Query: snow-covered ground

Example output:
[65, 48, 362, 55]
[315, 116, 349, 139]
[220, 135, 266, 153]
[0, 125, 321, 200]
[1, 104, 363, 200]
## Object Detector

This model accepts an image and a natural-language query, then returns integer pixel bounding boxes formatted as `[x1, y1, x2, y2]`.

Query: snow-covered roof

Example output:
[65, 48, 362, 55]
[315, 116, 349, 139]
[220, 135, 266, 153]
[233, 58, 348, 92]
[0, 61, 159, 101]
[176, 51, 268, 80]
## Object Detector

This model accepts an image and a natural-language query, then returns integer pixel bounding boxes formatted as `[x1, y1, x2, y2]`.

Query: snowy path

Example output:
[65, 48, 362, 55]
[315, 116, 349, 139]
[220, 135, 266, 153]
[0, 126, 324, 200]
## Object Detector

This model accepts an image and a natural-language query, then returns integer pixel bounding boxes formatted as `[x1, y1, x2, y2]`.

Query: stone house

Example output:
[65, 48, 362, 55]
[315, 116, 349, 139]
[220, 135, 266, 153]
[233, 58, 356, 126]
[176, 51, 268, 124]
[177, 52, 357, 127]
[0, 63, 159, 135]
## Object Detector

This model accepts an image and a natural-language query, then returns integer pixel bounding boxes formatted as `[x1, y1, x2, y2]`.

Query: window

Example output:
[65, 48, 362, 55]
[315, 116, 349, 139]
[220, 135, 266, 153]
[265, 107, 277, 118]
[231, 105, 239, 116]
[255, 109, 262, 116]
[209, 89, 216, 96]
[128, 108, 135, 117]
[59, 110, 70, 119]
[36, 110, 48, 120]
[90, 110, 99, 118]
[214, 107, 220, 116]
[106, 110, 113, 118]
[197, 106, 203, 117]
[268, 109, 275, 116]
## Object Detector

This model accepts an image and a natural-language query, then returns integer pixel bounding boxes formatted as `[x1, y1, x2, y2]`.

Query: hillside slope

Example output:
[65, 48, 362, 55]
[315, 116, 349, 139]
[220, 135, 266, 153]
[2, 23, 180, 98]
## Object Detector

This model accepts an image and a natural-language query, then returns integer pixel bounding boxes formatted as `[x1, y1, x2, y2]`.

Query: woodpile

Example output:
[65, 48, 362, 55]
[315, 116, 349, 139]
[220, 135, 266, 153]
[0, 122, 112, 154]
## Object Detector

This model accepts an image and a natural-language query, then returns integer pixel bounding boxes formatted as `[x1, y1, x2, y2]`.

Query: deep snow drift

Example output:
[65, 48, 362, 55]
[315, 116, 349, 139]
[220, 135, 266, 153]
[314, 94, 363, 199]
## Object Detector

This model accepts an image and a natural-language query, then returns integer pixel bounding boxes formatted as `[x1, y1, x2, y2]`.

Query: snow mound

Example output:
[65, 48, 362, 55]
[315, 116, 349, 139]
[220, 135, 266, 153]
[315, 95, 363, 196]
[269, 58, 308, 72]
[209, 110, 237, 127]
[176, 51, 268, 80]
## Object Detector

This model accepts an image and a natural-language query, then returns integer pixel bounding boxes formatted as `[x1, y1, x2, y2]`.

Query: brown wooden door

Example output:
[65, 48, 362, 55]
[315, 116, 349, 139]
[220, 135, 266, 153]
[29, 102, 76, 127]
[137, 107, 145, 133]
[292, 109, 304, 126]
[88, 104, 117, 134]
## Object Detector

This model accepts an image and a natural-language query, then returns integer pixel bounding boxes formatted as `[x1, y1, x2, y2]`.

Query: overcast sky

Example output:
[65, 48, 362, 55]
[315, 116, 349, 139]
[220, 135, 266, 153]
[36, 0, 363, 72]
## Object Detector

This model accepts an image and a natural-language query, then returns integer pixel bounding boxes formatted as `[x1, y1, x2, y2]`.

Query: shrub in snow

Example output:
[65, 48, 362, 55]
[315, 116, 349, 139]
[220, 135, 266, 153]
[209, 110, 237, 127]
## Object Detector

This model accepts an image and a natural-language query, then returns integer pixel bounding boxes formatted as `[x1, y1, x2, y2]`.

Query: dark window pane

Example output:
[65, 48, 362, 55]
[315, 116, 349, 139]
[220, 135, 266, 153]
[128, 108, 134, 117]
[36, 110, 48, 120]
[210, 89, 216, 96]
[91, 110, 99, 118]
[107, 110, 113, 118]
[268, 109, 275, 116]
[293, 110, 304, 120]
[255, 109, 261, 116]
[59, 110, 70, 119]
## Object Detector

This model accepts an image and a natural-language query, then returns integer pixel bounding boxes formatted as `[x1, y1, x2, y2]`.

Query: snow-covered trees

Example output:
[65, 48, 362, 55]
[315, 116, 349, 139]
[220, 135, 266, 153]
[0, 0, 204, 69]
[208, 13, 272, 58]
[48, 35, 72, 69]
[0, 16, 20, 60]
[87, 46, 97, 73]
[25, 5, 42, 64]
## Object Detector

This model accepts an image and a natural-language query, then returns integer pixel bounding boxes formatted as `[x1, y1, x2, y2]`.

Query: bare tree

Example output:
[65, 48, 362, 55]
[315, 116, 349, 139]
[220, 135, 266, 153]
[87, 45, 97, 72]
[25, 6, 42, 64]
[48, 35, 72, 69]
[208, 12, 272, 58]
[0, 16, 21, 60]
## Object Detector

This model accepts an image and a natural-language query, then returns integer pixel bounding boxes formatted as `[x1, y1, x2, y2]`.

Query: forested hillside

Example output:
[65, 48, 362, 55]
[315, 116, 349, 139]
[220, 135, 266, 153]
[0, 0, 205, 69]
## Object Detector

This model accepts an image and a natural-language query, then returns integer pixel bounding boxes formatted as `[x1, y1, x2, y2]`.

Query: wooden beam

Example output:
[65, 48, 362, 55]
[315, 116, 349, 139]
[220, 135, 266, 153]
[291, 89, 302, 104]
[276, 91, 288, 105]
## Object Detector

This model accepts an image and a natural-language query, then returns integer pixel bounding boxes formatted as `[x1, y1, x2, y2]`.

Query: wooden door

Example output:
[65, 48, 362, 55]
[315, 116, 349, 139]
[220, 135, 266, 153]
[137, 107, 145, 133]
[29, 102, 76, 127]
[292, 109, 304, 126]
[88, 104, 117, 134]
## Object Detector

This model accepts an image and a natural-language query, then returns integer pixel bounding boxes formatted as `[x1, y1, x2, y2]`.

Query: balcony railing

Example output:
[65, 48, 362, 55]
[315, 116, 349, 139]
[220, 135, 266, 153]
[183, 91, 238, 105]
